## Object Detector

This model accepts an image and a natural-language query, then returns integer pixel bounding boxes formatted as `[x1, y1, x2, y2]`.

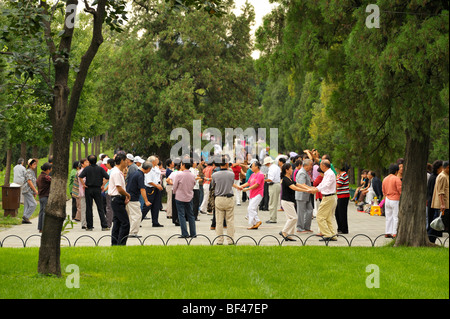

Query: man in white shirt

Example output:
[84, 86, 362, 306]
[310, 160, 338, 241]
[109, 153, 131, 246]
[143, 155, 164, 227]
[13, 158, 26, 204]
[265, 157, 281, 223]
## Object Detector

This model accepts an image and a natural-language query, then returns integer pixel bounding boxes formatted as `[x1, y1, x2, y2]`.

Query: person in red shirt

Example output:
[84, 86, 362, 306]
[231, 162, 242, 206]
[37, 162, 52, 233]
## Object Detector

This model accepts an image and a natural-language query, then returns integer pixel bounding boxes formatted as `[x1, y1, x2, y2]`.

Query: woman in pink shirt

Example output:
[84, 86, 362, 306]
[240, 161, 265, 229]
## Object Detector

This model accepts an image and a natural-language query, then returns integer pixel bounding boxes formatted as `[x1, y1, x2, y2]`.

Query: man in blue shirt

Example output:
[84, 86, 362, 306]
[126, 161, 152, 237]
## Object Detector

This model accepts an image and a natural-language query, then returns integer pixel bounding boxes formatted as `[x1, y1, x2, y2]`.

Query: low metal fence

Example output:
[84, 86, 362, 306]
[1, 233, 448, 248]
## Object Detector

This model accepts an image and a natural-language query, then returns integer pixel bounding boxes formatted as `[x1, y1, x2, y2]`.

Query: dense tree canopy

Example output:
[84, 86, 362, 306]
[97, 0, 259, 158]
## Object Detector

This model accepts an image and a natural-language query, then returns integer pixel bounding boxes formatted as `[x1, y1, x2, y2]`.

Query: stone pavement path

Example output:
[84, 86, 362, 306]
[0, 198, 415, 248]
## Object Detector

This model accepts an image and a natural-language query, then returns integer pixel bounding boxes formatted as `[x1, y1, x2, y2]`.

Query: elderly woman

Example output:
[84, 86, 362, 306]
[240, 161, 265, 230]
[37, 162, 52, 232]
[22, 159, 38, 224]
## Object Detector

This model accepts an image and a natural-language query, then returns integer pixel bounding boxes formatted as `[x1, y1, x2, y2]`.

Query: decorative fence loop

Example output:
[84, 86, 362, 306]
[349, 234, 374, 247]
[234, 235, 258, 246]
[258, 235, 281, 246]
[73, 235, 97, 247]
[189, 234, 212, 246]
[1, 235, 25, 248]
[165, 234, 189, 246]
[142, 234, 166, 246]
[211, 235, 235, 245]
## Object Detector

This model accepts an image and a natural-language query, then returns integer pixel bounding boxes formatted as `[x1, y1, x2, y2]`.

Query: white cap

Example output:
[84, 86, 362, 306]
[134, 156, 145, 164]
[126, 153, 135, 161]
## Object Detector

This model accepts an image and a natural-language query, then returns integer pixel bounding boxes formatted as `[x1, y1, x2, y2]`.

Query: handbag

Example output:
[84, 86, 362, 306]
[430, 212, 445, 231]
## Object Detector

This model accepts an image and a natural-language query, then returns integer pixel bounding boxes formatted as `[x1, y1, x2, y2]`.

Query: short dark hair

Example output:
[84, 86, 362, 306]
[107, 158, 115, 168]
[114, 153, 127, 165]
[72, 161, 80, 169]
[280, 163, 292, 179]
[443, 161, 449, 169]
[388, 164, 400, 175]
[88, 155, 97, 165]
[41, 162, 52, 171]
[432, 160, 443, 175]
[182, 159, 192, 170]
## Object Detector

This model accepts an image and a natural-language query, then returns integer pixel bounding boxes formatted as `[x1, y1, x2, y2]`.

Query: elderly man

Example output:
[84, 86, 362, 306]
[296, 158, 314, 233]
[143, 155, 164, 227]
[310, 160, 338, 241]
[265, 157, 281, 224]
[126, 161, 152, 238]
[13, 158, 27, 204]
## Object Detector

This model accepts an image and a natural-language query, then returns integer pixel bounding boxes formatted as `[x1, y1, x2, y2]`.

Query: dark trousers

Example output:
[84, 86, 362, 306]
[142, 187, 155, 220]
[111, 196, 130, 246]
[193, 189, 200, 219]
[172, 193, 179, 225]
[335, 197, 349, 233]
[71, 196, 77, 219]
[175, 199, 196, 237]
[259, 182, 269, 210]
[142, 187, 162, 226]
[85, 187, 108, 229]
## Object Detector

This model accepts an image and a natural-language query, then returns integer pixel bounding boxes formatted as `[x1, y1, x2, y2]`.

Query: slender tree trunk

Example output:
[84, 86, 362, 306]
[72, 141, 76, 164]
[4, 148, 12, 185]
[78, 141, 82, 161]
[38, 0, 108, 276]
[395, 127, 433, 247]
[20, 142, 27, 160]
[38, 86, 72, 276]
[84, 139, 89, 158]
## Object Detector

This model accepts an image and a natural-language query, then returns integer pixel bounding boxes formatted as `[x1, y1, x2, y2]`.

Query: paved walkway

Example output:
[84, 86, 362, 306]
[0, 198, 415, 248]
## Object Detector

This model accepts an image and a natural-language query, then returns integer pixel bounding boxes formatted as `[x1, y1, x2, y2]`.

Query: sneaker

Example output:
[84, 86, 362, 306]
[22, 218, 32, 224]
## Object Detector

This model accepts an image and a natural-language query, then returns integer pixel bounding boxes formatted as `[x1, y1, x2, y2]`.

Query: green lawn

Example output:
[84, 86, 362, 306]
[0, 246, 448, 299]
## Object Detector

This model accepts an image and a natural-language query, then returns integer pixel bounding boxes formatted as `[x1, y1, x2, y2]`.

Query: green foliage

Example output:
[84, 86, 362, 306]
[256, 0, 449, 169]
[98, 0, 259, 157]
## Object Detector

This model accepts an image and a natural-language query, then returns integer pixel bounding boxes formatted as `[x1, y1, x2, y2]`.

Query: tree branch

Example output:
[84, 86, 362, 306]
[68, 0, 107, 122]
[39, 0, 57, 60]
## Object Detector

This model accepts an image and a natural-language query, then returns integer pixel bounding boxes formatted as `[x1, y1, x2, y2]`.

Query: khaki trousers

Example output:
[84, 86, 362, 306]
[268, 183, 281, 222]
[126, 201, 142, 235]
[281, 200, 297, 235]
[316, 195, 337, 237]
[214, 196, 235, 244]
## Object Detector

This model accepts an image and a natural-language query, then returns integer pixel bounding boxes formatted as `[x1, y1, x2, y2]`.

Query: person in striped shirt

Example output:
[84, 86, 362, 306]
[335, 164, 350, 234]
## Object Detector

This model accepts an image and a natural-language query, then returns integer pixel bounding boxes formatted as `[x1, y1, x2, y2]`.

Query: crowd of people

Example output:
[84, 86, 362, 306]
[10, 147, 449, 245]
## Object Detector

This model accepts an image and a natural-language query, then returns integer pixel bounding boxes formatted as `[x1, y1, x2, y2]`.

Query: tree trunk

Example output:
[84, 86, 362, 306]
[4, 148, 12, 185]
[395, 129, 433, 247]
[38, 80, 72, 276]
[78, 141, 82, 161]
[38, 0, 108, 276]
[20, 142, 27, 161]
[72, 141, 76, 164]
[84, 139, 89, 158]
